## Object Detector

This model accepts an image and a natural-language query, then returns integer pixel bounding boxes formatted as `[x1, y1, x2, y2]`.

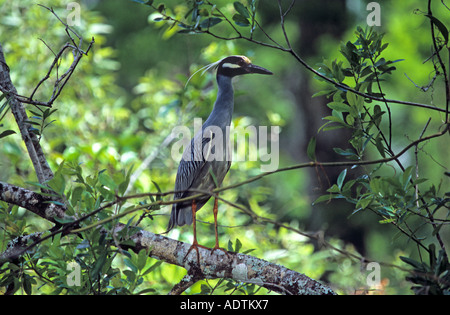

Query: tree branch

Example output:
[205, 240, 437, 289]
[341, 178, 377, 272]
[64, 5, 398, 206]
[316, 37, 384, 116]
[0, 43, 54, 184]
[0, 181, 71, 224]
[428, 0, 450, 123]
[0, 182, 335, 295]
[146, 1, 448, 114]
[126, 229, 336, 295]
[0, 169, 337, 295]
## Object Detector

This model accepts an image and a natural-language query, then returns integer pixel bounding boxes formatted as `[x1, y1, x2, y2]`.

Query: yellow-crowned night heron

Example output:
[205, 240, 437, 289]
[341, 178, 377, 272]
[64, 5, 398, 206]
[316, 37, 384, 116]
[167, 56, 272, 260]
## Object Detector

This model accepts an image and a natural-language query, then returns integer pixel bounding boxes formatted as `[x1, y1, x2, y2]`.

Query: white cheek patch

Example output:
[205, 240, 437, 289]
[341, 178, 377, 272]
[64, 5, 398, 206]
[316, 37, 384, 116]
[222, 63, 242, 69]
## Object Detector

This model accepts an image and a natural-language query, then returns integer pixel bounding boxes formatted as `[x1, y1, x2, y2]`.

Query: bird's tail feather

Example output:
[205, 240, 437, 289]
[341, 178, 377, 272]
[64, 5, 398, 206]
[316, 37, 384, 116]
[177, 207, 193, 226]
[164, 206, 193, 234]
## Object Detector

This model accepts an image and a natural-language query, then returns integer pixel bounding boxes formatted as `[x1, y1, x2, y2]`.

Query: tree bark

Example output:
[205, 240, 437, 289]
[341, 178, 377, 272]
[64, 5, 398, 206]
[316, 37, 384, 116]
[0, 181, 69, 223]
[129, 229, 336, 295]
[0, 44, 54, 184]
[0, 183, 336, 295]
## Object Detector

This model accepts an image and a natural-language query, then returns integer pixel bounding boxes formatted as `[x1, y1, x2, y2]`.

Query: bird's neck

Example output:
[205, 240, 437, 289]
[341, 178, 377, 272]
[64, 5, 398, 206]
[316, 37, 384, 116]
[204, 74, 234, 129]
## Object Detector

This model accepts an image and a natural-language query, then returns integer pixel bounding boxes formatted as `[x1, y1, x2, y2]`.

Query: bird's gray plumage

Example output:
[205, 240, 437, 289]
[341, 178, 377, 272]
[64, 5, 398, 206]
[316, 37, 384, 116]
[167, 56, 272, 233]
[168, 75, 233, 231]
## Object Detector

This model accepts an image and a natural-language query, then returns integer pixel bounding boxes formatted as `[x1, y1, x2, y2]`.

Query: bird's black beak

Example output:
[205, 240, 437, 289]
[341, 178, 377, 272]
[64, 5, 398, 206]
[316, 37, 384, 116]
[246, 64, 273, 75]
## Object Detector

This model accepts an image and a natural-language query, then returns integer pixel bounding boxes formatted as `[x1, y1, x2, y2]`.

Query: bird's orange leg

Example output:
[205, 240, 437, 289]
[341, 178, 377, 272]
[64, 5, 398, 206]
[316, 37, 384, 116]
[184, 200, 209, 263]
[210, 197, 229, 257]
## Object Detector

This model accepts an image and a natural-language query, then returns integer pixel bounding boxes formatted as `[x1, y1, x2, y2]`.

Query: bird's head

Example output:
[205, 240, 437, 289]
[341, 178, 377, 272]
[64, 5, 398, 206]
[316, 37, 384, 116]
[185, 55, 272, 87]
[216, 55, 273, 77]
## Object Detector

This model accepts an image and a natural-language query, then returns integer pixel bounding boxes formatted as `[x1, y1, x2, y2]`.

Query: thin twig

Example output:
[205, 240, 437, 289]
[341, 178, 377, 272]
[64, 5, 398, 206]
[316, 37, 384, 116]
[29, 43, 73, 100]
[367, 49, 393, 146]
[414, 118, 431, 207]
[277, 0, 295, 49]
[404, 71, 438, 92]
[425, 0, 448, 256]
[145, 1, 447, 113]
[23, 5, 95, 107]
[428, 0, 450, 123]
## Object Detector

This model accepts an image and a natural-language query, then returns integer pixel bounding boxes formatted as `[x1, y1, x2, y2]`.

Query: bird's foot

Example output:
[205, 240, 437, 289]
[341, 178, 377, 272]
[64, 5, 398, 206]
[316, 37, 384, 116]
[210, 245, 230, 258]
[184, 242, 210, 263]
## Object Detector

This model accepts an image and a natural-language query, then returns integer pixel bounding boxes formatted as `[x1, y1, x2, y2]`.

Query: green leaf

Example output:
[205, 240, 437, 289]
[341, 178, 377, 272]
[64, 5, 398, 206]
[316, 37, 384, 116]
[375, 136, 386, 158]
[24, 120, 41, 126]
[307, 136, 316, 161]
[425, 14, 449, 43]
[331, 60, 345, 82]
[137, 249, 148, 271]
[322, 115, 348, 127]
[131, 0, 154, 5]
[337, 169, 347, 190]
[142, 260, 162, 276]
[53, 216, 76, 225]
[118, 165, 134, 196]
[333, 147, 358, 159]
[71, 186, 84, 206]
[316, 63, 334, 80]
[360, 65, 373, 78]
[199, 17, 222, 28]
[200, 284, 211, 294]
[342, 179, 356, 194]
[346, 91, 364, 112]
[232, 14, 250, 27]
[44, 119, 57, 129]
[233, 2, 250, 18]
[0, 129, 16, 139]
[47, 172, 66, 195]
[152, 180, 162, 197]
[327, 184, 341, 193]
[23, 275, 33, 295]
[123, 269, 136, 283]
[26, 181, 52, 192]
[345, 113, 355, 126]
[413, 178, 428, 186]
[91, 251, 108, 278]
[379, 217, 396, 224]
[380, 206, 396, 217]
[312, 89, 335, 98]
[373, 104, 384, 126]
[99, 172, 117, 191]
[124, 258, 138, 274]
[374, 57, 386, 68]
[235, 238, 242, 253]
[402, 166, 414, 190]
[227, 239, 234, 252]
[400, 256, 423, 270]
[312, 194, 334, 205]
[356, 195, 373, 210]
[157, 4, 165, 13]
[327, 101, 349, 113]
[242, 248, 256, 254]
